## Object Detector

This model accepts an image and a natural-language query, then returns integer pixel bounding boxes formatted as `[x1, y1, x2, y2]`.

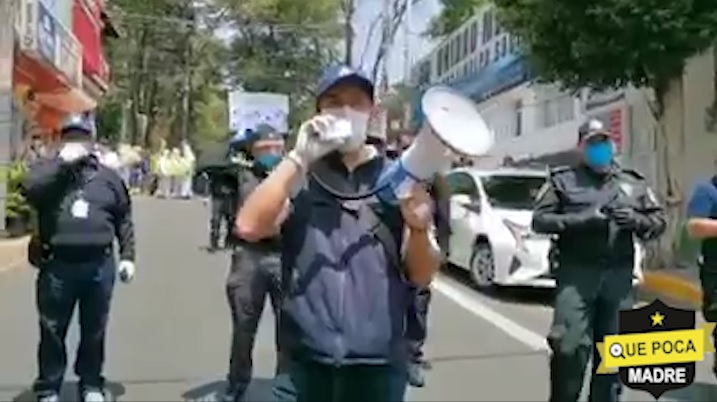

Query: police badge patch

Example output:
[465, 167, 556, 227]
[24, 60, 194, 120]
[596, 299, 716, 400]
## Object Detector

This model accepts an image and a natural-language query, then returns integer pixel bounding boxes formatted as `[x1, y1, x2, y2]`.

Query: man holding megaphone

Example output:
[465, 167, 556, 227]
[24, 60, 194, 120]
[235, 64, 442, 401]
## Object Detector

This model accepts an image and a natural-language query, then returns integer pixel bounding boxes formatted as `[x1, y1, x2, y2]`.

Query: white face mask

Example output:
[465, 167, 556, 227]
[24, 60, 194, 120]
[324, 107, 370, 153]
[60, 142, 90, 155]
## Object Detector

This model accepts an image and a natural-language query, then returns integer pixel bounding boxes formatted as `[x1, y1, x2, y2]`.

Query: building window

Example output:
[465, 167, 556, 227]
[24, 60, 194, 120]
[469, 22, 478, 52]
[443, 48, 450, 74]
[494, 18, 502, 37]
[501, 35, 508, 57]
[463, 31, 470, 58]
[482, 10, 493, 44]
[538, 94, 576, 129]
[510, 35, 521, 53]
[451, 38, 459, 66]
[514, 100, 523, 137]
[494, 40, 501, 62]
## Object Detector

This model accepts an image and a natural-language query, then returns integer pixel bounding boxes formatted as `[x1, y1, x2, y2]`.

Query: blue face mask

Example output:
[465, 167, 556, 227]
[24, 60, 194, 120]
[583, 142, 614, 168]
[255, 154, 282, 171]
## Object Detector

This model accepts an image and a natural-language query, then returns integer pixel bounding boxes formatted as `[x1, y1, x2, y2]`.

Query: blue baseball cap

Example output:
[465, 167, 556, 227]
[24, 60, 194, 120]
[60, 114, 94, 138]
[229, 128, 253, 145]
[317, 64, 374, 102]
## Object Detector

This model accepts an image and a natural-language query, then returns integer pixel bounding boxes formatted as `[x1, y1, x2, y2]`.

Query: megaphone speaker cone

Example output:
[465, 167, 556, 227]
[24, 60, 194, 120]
[422, 86, 494, 157]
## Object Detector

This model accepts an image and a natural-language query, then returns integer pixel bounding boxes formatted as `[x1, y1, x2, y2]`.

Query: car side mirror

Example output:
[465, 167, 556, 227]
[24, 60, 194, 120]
[461, 200, 481, 214]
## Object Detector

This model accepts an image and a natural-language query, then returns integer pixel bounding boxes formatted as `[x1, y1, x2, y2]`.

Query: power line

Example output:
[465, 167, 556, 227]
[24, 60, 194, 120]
[114, 10, 342, 31]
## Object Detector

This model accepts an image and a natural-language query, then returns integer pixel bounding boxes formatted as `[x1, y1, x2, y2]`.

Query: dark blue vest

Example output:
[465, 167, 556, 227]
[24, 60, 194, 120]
[280, 155, 410, 365]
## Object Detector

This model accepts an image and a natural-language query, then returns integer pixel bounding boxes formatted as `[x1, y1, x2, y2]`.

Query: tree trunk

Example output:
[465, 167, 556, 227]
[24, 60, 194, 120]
[344, 0, 355, 65]
[651, 78, 684, 269]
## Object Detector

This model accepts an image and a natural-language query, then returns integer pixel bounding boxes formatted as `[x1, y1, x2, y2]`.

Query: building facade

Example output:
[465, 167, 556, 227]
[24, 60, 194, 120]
[11, 0, 115, 140]
[408, 2, 645, 173]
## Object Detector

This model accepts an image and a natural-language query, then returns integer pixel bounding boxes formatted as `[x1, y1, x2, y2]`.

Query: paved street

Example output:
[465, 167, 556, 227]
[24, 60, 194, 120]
[1, 197, 717, 401]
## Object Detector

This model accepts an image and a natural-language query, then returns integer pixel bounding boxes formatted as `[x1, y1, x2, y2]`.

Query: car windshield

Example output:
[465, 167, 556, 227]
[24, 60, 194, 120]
[480, 175, 547, 210]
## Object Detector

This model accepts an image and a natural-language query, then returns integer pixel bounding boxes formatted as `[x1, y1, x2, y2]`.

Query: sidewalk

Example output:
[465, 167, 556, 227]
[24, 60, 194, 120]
[0, 235, 29, 271]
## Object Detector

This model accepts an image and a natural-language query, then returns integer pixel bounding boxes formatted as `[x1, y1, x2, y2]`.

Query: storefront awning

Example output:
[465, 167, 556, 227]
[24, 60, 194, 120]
[35, 87, 97, 114]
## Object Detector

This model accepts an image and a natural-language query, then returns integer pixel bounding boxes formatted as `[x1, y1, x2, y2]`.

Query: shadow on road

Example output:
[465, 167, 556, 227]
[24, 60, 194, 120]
[663, 381, 717, 402]
[442, 264, 554, 306]
[182, 378, 275, 401]
[11, 381, 125, 402]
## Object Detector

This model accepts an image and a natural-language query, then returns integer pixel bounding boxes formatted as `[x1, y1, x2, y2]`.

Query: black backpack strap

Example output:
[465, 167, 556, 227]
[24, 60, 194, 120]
[308, 159, 403, 273]
[356, 199, 401, 271]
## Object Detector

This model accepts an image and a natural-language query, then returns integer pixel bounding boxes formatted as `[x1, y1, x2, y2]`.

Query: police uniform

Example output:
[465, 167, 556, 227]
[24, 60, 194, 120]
[405, 175, 450, 387]
[208, 167, 241, 250]
[22, 116, 135, 402]
[532, 120, 665, 402]
[224, 130, 285, 401]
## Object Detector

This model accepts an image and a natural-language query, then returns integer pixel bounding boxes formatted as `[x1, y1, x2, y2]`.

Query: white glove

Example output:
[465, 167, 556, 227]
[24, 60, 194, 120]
[118, 260, 136, 283]
[289, 115, 347, 168]
[59, 143, 89, 162]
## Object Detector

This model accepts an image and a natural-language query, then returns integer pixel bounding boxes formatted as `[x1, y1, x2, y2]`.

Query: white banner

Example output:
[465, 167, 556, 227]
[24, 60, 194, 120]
[227, 91, 290, 134]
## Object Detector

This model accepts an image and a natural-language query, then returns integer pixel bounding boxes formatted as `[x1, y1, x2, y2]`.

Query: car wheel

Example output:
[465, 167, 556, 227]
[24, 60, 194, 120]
[470, 241, 495, 289]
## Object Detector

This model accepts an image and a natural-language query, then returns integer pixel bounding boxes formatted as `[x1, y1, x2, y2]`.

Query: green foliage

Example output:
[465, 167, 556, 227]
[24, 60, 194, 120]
[426, 0, 484, 38]
[5, 161, 30, 220]
[221, 0, 343, 130]
[493, 0, 717, 95]
[101, 0, 228, 148]
[101, 0, 343, 148]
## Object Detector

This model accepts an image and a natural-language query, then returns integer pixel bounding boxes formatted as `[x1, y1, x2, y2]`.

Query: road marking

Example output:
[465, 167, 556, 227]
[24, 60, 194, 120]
[432, 275, 549, 352]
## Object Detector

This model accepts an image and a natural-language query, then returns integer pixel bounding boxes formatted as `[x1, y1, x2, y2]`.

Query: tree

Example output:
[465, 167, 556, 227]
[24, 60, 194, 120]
[492, 0, 717, 262]
[426, 0, 484, 38]
[220, 0, 343, 129]
[100, 0, 227, 149]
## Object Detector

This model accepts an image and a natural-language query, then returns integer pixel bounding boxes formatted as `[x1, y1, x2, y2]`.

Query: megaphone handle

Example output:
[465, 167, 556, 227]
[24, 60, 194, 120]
[394, 159, 424, 200]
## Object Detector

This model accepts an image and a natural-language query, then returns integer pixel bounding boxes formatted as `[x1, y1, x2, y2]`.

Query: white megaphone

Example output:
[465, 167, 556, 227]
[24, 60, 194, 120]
[378, 86, 494, 203]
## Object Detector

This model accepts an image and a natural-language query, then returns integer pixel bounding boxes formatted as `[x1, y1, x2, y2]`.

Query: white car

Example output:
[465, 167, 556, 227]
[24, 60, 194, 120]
[444, 167, 643, 289]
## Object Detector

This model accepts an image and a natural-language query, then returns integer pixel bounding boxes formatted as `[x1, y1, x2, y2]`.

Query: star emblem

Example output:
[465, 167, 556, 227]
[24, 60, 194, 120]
[650, 311, 665, 326]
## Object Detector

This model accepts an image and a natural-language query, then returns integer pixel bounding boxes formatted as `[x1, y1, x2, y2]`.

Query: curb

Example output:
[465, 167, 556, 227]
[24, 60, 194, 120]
[638, 268, 701, 309]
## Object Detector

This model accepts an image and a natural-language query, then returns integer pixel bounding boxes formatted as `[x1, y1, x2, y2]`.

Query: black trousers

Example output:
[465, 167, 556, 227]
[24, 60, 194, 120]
[225, 247, 283, 394]
[405, 287, 431, 361]
[210, 195, 235, 248]
[548, 266, 634, 402]
[700, 264, 717, 347]
[288, 359, 407, 402]
[33, 251, 116, 396]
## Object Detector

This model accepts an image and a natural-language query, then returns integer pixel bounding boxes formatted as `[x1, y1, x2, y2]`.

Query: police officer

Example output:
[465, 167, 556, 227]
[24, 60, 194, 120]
[532, 118, 665, 402]
[206, 141, 244, 252]
[222, 125, 287, 402]
[685, 165, 717, 377]
[22, 115, 136, 402]
[393, 132, 451, 388]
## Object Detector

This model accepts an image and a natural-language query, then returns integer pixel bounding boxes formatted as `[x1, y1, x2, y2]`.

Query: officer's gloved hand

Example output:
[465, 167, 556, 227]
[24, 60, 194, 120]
[611, 207, 640, 230]
[288, 114, 346, 170]
[118, 260, 136, 283]
[565, 207, 608, 229]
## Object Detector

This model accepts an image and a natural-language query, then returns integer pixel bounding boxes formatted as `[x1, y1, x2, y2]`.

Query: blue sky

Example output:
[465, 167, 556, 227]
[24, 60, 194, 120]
[353, 0, 441, 84]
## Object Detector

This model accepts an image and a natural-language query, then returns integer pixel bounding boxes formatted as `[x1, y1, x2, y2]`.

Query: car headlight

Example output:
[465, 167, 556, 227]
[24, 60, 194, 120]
[503, 219, 531, 250]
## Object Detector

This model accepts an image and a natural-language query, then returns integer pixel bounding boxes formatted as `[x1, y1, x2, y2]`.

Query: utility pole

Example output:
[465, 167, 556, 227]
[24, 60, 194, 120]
[379, 0, 391, 100]
[403, 0, 413, 85]
[180, 5, 196, 143]
[0, 0, 16, 233]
